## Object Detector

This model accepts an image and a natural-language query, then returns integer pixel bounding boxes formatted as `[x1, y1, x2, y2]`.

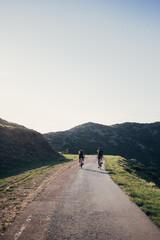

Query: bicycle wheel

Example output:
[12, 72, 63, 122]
[99, 161, 102, 170]
[80, 158, 83, 168]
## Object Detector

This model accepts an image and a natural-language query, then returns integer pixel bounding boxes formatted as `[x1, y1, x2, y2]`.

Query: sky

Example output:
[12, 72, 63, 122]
[0, 0, 160, 133]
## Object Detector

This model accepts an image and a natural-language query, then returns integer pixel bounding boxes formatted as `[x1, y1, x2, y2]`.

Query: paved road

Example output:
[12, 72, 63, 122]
[2, 156, 160, 240]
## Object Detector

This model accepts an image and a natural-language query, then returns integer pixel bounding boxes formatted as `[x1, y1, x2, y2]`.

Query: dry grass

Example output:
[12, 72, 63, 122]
[0, 154, 78, 235]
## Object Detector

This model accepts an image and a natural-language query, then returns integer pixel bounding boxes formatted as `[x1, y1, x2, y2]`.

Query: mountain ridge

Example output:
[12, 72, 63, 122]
[44, 121, 160, 169]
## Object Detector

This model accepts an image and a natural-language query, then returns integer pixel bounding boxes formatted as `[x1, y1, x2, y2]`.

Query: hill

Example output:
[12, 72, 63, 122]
[44, 122, 160, 169]
[0, 118, 60, 175]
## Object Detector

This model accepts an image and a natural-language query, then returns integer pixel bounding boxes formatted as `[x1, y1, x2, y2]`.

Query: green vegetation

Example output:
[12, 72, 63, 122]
[62, 154, 78, 161]
[44, 122, 160, 170]
[0, 117, 62, 175]
[0, 154, 78, 235]
[105, 155, 160, 227]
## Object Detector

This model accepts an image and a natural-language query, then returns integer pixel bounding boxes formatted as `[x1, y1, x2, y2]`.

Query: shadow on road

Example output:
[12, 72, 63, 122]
[83, 168, 108, 175]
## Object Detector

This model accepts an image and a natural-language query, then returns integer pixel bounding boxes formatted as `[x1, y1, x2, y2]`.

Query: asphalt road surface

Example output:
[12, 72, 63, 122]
[1, 156, 160, 240]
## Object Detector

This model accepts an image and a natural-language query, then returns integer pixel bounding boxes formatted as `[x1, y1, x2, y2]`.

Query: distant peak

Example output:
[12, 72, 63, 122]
[70, 122, 101, 130]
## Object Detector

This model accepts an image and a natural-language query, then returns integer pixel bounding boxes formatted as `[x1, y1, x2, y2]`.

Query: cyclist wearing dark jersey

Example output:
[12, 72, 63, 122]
[97, 147, 103, 168]
[78, 150, 85, 161]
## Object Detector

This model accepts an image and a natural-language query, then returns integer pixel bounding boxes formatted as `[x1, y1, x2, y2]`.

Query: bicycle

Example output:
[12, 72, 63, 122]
[79, 158, 84, 169]
[98, 157, 103, 170]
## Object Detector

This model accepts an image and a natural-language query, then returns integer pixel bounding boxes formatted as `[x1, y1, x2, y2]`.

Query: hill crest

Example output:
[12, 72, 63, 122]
[0, 118, 60, 173]
[44, 121, 160, 169]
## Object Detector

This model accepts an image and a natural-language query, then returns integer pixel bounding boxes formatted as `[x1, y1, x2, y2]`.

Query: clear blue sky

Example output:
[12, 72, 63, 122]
[0, 0, 160, 133]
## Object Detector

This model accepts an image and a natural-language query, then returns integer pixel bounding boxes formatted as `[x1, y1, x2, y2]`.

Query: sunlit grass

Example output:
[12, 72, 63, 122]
[105, 155, 160, 227]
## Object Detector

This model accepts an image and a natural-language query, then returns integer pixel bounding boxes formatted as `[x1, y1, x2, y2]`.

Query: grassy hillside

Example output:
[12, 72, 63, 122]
[105, 155, 160, 227]
[0, 118, 60, 177]
[0, 154, 78, 235]
[44, 122, 160, 169]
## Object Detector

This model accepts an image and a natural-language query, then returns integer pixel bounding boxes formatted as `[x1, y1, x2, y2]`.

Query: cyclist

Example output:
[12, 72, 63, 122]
[97, 147, 103, 168]
[78, 149, 85, 167]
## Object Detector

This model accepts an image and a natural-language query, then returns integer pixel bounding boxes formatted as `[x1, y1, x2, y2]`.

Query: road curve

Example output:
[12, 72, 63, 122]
[1, 156, 160, 240]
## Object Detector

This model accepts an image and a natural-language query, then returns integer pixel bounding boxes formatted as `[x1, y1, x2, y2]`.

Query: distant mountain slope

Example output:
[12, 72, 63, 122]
[44, 122, 160, 168]
[0, 118, 60, 172]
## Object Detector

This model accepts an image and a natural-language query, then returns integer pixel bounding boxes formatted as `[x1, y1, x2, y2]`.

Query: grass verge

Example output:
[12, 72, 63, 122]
[105, 155, 160, 228]
[0, 154, 78, 235]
